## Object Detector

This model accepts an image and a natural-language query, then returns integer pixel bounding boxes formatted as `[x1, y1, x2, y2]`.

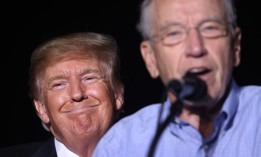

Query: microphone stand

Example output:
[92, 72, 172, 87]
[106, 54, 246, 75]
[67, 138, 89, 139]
[147, 99, 183, 157]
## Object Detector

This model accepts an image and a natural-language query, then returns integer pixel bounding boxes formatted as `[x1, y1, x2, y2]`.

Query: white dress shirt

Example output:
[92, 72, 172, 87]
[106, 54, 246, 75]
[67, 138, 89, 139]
[55, 138, 79, 157]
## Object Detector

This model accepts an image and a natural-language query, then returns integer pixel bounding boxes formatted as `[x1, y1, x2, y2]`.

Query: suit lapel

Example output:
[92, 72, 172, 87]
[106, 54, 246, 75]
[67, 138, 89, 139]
[30, 137, 57, 157]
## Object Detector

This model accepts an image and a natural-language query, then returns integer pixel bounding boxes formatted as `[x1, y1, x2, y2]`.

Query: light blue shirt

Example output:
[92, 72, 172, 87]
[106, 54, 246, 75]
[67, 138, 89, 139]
[92, 80, 261, 157]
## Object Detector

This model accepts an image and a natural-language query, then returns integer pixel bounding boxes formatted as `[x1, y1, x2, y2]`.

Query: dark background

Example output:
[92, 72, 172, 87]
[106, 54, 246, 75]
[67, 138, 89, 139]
[1, 0, 260, 148]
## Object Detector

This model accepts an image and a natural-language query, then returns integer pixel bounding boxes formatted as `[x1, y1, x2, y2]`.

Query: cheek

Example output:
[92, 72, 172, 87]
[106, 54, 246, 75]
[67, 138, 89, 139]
[96, 85, 116, 111]
[154, 46, 182, 84]
[208, 42, 234, 100]
[44, 90, 69, 112]
[87, 85, 116, 130]
[217, 48, 234, 80]
[207, 39, 234, 75]
[87, 83, 115, 108]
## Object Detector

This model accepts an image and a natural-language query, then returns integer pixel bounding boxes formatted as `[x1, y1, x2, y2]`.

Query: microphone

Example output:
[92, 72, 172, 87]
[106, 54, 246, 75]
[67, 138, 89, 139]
[167, 74, 207, 101]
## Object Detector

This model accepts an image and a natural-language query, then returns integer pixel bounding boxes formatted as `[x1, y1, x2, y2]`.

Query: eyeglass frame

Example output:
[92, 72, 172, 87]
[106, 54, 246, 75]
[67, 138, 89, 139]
[148, 19, 232, 46]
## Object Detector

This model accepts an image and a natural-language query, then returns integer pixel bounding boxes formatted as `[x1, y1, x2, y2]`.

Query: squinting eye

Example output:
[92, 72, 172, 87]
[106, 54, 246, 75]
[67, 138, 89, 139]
[165, 30, 183, 37]
[83, 76, 98, 83]
[52, 82, 66, 89]
[201, 22, 225, 32]
[84, 76, 95, 80]
[203, 25, 220, 30]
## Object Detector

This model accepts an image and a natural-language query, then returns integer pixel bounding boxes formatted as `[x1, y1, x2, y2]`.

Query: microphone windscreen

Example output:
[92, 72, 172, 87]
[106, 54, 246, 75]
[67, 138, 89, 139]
[167, 74, 207, 101]
[182, 75, 207, 101]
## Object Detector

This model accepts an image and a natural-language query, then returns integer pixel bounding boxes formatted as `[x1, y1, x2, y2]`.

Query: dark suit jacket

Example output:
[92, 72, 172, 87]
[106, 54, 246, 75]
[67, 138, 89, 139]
[0, 137, 57, 157]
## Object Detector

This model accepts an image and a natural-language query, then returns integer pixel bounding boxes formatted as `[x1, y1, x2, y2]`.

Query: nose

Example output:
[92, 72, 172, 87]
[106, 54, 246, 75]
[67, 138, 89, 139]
[70, 82, 87, 102]
[184, 28, 206, 57]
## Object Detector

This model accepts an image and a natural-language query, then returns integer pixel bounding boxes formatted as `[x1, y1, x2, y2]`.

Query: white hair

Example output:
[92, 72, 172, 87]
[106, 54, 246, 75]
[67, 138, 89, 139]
[137, 0, 237, 40]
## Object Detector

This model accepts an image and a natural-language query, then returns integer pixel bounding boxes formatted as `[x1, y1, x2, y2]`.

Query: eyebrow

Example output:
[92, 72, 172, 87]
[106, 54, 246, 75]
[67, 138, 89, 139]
[159, 17, 226, 31]
[46, 68, 102, 85]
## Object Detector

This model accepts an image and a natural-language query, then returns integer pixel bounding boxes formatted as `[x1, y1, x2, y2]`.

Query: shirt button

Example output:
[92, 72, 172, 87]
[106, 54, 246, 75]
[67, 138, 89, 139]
[203, 144, 208, 150]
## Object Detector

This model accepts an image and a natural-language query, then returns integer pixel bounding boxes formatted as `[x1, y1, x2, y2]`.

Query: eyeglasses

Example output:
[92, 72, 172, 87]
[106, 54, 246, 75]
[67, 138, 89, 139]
[150, 20, 230, 46]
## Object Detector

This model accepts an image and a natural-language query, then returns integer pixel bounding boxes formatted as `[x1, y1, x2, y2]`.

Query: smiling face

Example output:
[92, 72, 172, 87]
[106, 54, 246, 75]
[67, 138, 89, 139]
[34, 55, 123, 146]
[140, 0, 241, 107]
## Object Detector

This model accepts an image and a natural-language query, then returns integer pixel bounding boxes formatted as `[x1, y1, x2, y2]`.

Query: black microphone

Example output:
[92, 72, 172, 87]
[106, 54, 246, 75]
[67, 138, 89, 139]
[167, 74, 207, 101]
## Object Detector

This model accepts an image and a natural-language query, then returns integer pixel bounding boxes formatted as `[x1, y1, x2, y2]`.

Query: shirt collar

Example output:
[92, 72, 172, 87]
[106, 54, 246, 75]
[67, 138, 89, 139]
[54, 138, 79, 157]
[218, 79, 240, 131]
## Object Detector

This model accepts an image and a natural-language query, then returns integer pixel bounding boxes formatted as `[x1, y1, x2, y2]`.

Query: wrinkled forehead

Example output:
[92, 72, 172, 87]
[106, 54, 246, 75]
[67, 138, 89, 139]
[48, 50, 97, 66]
[39, 51, 101, 78]
[151, 0, 227, 27]
[44, 58, 102, 79]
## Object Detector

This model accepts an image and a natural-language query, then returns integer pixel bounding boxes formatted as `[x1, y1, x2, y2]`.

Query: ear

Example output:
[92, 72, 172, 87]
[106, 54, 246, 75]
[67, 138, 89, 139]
[115, 87, 124, 111]
[233, 27, 241, 67]
[34, 100, 50, 124]
[140, 41, 159, 78]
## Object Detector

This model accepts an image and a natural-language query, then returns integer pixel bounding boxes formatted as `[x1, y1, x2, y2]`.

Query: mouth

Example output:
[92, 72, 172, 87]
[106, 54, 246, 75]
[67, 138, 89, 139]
[185, 67, 211, 78]
[61, 103, 99, 113]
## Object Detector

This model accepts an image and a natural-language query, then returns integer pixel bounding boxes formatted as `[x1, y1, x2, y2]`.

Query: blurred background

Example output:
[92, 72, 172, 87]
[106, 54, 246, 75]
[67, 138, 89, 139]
[1, 0, 260, 148]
